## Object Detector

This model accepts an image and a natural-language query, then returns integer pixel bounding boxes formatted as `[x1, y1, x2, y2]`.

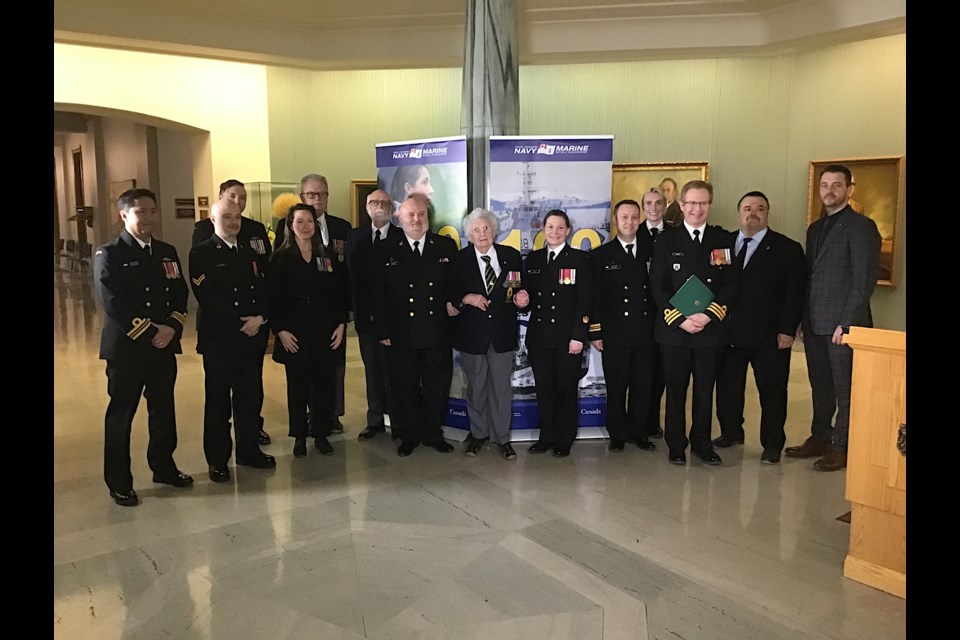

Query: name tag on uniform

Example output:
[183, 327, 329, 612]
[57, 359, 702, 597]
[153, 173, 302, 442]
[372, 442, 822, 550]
[603, 263, 621, 271]
[438, 257, 449, 263]
[124, 261, 140, 267]
[386, 259, 400, 267]
[559, 268, 576, 285]
[527, 269, 541, 275]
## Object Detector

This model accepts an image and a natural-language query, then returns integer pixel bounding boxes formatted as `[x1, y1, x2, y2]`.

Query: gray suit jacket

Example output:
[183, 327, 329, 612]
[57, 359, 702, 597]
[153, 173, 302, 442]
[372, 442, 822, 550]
[802, 205, 881, 335]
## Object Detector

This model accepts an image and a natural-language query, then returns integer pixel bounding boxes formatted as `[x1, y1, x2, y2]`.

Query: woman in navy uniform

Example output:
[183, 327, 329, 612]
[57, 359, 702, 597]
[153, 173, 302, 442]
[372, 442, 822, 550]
[521, 210, 592, 458]
[268, 204, 347, 458]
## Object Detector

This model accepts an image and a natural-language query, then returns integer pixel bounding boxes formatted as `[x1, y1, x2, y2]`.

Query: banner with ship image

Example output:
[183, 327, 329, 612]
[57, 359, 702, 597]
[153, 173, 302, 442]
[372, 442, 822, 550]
[444, 136, 614, 433]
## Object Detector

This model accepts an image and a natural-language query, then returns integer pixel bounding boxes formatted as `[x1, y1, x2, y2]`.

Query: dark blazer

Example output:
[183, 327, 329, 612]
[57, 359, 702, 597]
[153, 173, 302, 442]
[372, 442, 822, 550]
[450, 243, 523, 354]
[522, 245, 593, 349]
[369, 231, 458, 349]
[192, 216, 272, 274]
[345, 223, 402, 335]
[188, 236, 269, 355]
[588, 238, 656, 348]
[649, 224, 738, 348]
[268, 247, 347, 365]
[725, 229, 806, 350]
[94, 230, 188, 360]
[663, 202, 683, 228]
[275, 212, 353, 314]
[802, 206, 881, 335]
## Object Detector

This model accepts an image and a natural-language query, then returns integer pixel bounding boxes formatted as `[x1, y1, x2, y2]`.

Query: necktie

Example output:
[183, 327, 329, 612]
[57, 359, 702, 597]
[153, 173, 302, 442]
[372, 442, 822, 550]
[650, 227, 659, 238]
[482, 255, 496, 295]
[547, 250, 555, 265]
[626, 243, 635, 259]
[374, 228, 381, 244]
[740, 237, 752, 268]
[413, 240, 420, 257]
[692, 229, 701, 244]
[144, 244, 152, 257]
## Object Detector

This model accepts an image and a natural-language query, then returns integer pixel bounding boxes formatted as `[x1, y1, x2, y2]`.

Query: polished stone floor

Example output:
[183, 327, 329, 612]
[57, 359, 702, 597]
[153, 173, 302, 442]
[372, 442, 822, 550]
[54, 270, 906, 639]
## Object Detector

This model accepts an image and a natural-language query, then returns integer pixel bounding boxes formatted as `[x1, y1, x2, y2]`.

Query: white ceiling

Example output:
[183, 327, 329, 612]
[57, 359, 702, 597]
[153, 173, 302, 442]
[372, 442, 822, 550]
[54, 0, 906, 70]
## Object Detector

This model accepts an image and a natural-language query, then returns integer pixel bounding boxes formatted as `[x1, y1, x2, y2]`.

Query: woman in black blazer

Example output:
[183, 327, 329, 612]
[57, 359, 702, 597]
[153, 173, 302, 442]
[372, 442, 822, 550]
[269, 204, 346, 458]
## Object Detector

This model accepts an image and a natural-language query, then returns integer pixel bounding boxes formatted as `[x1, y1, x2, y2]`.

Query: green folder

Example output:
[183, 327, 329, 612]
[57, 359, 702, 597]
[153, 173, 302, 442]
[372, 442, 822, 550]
[669, 275, 714, 317]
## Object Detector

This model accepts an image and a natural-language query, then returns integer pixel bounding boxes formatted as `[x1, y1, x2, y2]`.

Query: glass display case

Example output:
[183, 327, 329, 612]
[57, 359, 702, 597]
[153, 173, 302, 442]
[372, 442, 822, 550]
[244, 182, 301, 246]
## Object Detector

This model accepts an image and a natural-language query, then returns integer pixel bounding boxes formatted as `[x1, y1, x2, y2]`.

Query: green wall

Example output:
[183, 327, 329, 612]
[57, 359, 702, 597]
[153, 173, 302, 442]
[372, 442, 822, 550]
[266, 34, 905, 330]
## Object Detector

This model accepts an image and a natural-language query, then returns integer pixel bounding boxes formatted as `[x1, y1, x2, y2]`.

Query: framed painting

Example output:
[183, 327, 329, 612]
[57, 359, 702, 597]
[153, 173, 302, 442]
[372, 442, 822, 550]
[350, 179, 379, 228]
[611, 162, 709, 233]
[807, 156, 904, 286]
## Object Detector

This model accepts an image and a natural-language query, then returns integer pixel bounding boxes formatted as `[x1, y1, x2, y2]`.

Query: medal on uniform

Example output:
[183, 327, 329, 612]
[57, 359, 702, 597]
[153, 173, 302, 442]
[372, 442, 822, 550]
[250, 237, 266, 255]
[710, 248, 732, 266]
[559, 268, 575, 285]
[252, 261, 259, 277]
[503, 270, 521, 300]
[334, 239, 345, 262]
[161, 259, 180, 279]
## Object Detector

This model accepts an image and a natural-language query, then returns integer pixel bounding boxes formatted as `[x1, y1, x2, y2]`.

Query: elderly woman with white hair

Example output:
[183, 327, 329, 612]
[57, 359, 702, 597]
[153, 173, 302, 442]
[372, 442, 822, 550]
[448, 208, 528, 459]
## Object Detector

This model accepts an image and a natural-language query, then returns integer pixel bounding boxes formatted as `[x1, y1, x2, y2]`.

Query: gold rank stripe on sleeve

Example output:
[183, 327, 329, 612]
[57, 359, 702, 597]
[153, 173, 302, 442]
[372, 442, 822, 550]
[191, 274, 206, 286]
[707, 302, 727, 320]
[169, 311, 187, 325]
[664, 308, 683, 324]
[589, 323, 602, 332]
[127, 317, 153, 340]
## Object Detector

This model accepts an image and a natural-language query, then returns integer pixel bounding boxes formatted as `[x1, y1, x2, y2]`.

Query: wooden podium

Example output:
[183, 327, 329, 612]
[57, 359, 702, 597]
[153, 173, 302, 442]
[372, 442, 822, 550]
[841, 327, 906, 599]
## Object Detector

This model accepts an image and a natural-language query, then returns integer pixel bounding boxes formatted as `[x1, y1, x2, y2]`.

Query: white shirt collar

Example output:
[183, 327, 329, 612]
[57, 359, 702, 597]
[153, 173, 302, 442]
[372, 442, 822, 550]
[405, 233, 427, 252]
[616, 235, 638, 253]
[645, 220, 664, 231]
[545, 242, 566, 257]
[683, 221, 707, 240]
[132, 236, 151, 250]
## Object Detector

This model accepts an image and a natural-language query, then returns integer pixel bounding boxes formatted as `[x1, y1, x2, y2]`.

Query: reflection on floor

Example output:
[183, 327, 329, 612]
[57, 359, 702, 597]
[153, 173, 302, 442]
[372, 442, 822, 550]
[54, 270, 906, 639]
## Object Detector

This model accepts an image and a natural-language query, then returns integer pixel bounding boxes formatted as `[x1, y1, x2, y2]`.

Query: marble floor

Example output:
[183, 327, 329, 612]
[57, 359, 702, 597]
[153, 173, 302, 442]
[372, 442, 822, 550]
[54, 270, 906, 639]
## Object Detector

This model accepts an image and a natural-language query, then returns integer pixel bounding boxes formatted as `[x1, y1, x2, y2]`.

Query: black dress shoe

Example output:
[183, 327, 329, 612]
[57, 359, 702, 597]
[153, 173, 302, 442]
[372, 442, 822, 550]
[358, 426, 384, 440]
[153, 471, 194, 487]
[650, 426, 664, 439]
[208, 466, 231, 483]
[668, 451, 687, 465]
[784, 436, 832, 459]
[528, 442, 551, 454]
[608, 439, 625, 452]
[692, 448, 722, 465]
[314, 436, 334, 456]
[109, 489, 139, 507]
[552, 446, 571, 458]
[431, 440, 454, 453]
[464, 437, 483, 457]
[397, 441, 416, 457]
[761, 450, 781, 464]
[634, 438, 657, 451]
[293, 438, 307, 458]
[236, 454, 277, 469]
[257, 429, 271, 445]
[500, 443, 517, 460]
[712, 435, 744, 449]
[329, 419, 345, 434]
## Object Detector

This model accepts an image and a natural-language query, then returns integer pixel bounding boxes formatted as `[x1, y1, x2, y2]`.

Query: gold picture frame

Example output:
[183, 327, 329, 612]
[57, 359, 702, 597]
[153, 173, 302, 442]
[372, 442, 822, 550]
[806, 156, 904, 287]
[611, 162, 709, 233]
[350, 179, 379, 228]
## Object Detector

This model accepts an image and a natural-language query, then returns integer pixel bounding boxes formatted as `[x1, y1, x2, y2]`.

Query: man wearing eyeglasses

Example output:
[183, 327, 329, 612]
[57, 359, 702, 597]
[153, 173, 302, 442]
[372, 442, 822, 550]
[274, 174, 354, 444]
[649, 180, 738, 467]
[347, 189, 403, 440]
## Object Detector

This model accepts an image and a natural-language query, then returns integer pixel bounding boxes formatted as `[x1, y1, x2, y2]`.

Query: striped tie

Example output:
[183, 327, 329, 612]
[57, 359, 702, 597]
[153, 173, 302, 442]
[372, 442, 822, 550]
[482, 255, 496, 295]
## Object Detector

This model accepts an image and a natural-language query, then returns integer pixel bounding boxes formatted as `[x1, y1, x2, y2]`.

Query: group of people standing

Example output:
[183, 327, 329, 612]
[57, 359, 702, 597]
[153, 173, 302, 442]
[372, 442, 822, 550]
[93, 164, 879, 508]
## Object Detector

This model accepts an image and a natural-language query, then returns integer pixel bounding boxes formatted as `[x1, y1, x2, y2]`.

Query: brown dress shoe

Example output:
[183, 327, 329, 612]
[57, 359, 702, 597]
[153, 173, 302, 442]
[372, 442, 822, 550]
[784, 436, 832, 459]
[813, 449, 848, 472]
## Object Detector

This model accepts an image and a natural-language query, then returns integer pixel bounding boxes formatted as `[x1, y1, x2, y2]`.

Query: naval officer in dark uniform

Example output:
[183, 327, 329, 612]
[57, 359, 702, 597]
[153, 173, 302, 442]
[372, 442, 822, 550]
[94, 188, 192, 507]
[370, 193, 458, 457]
[189, 199, 275, 483]
[589, 200, 658, 453]
[522, 209, 593, 458]
[192, 179, 273, 446]
[650, 180, 738, 466]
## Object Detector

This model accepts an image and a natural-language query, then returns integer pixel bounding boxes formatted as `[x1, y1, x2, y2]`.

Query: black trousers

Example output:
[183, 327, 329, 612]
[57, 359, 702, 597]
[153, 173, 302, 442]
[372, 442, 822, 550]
[103, 353, 179, 491]
[385, 345, 452, 445]
[601, 345, 654, 441]
[358, 331, 392, 427]
[660, 345, 722, 454]
[529, 347, 582, 448]
[202, 350, 264, 467]
[716, 345, 791, 453]
[284, 354, 336, 441]
[804, 333, 853, 450]
[647, 343, 666, 436]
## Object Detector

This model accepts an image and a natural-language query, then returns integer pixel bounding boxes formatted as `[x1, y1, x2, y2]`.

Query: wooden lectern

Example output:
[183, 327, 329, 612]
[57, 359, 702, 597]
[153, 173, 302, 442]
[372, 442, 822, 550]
[841, 327, 906, 598]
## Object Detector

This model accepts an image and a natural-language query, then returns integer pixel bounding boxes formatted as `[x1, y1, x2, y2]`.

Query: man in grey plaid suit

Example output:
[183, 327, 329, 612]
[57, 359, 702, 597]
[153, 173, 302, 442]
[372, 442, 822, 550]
[785, 164, 881, 471]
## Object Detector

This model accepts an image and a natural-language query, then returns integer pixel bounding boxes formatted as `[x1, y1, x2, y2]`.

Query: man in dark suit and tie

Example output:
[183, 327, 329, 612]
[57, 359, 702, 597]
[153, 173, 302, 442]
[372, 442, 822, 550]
[192, 179, 273, 446]
[448, 208, 524, 460]
[785, 165, 881, 471]
[649, 180, 738, 466]
[370, 194, 458, 457]
[190, 200, 275, 483]
[714, 191, 806, 464]
[638, 187, 668, 440]
[590, 199, 658, 453]
[347, 189, 403, 440]
[659, 178, 684, 228]
[94, 188, 193, 507]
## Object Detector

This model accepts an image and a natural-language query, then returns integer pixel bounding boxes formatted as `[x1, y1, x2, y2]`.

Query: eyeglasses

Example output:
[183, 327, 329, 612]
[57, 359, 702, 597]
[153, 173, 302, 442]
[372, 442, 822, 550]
[301, 191, 329, 199]
[367, 199, 391, 207]
[683, 200, 711, 207]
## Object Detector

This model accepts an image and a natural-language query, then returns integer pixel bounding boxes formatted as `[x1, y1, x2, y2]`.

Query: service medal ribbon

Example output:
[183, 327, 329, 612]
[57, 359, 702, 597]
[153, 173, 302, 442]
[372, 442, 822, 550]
[162, 260, 180, 279]
[252, 261, 259, 277]
[251, 238, 265, 255]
